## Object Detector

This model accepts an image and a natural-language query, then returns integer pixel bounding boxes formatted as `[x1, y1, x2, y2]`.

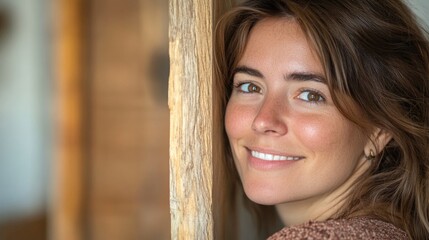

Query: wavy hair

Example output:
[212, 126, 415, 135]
[215, 0, 429, 239]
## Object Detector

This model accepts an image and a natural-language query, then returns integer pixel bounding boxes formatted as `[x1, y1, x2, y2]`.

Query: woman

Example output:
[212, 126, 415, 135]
[215, 0, 429, 239]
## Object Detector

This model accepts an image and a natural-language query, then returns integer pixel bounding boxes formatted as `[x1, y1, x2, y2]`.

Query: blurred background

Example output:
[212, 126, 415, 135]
[0, 0, 169, 239]
[0, 0, 427, 240]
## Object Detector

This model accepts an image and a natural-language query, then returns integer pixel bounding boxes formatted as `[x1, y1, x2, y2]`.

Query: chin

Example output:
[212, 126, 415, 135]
[242, 184, 285, 206]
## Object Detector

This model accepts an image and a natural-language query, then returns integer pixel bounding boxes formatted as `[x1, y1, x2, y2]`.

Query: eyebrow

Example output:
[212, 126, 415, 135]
[233, 65, 326, 84]
[287, 72, 326, 83]
[233, 66, 264, 78]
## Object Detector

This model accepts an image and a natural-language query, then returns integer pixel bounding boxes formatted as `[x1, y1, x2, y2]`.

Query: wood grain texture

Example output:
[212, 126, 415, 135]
[169, 0, 213, 239]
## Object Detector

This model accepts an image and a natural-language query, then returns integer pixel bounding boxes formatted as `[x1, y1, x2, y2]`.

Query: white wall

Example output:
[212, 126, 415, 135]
[408, 0, 429, 27]
[0, 0, 51, 220]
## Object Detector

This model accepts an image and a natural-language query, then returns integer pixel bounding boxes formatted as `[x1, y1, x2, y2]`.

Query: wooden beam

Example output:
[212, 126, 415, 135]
[169, 0, 234, 238]
[51, 0, 85, 239]
[169, 0, 214, 239]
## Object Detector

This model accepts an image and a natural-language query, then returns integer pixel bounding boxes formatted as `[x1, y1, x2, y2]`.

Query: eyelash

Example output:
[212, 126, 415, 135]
[233, 81, 262, 94]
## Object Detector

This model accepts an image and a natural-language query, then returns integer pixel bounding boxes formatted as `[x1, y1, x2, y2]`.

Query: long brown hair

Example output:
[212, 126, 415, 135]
[215, 0, 429, 239]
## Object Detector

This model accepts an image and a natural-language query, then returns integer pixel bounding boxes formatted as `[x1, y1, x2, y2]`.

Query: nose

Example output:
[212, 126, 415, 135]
[251, 97, 288, 136]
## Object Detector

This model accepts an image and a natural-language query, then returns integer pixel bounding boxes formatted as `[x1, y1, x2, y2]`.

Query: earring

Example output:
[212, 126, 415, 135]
[366, 149, 375, 160]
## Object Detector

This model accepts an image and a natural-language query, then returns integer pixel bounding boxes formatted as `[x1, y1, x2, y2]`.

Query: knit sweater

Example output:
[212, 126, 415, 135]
[268, 216, 408, 239]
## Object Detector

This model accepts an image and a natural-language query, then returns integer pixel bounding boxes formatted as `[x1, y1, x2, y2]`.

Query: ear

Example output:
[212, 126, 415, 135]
[364, 128, 393, 156]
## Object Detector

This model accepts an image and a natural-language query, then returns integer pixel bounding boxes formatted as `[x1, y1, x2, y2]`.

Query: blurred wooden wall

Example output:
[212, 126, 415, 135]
[53, 0, 170, 239]
[86, 0, 170, 239]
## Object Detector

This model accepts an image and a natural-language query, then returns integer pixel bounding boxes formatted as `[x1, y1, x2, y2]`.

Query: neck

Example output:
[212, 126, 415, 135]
[276, 160, 370, 226]
[275, 190, 346, 226]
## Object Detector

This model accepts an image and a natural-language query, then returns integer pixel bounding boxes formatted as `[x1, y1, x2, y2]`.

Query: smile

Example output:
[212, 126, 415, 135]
[251, 150, 303, 161]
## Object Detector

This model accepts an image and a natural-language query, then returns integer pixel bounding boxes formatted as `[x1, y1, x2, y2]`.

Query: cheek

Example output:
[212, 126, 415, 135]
[225, 103, 252, 139]
[294, 115, 355, 152]
[296, 117, 329, 146]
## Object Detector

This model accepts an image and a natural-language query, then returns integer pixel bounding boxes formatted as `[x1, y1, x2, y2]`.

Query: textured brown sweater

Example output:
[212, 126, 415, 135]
[268, 216, 408, 239]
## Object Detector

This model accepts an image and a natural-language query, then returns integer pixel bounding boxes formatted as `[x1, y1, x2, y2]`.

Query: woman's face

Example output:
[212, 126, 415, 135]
[225, 18, 372, 224]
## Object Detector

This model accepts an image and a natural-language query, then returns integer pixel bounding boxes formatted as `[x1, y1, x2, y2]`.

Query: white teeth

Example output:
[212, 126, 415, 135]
[251, 150, 301, 161]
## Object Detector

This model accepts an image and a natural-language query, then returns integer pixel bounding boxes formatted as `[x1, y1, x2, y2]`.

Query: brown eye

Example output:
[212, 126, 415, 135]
[297, 90, 325, 103]
[238, 82, 261, 93]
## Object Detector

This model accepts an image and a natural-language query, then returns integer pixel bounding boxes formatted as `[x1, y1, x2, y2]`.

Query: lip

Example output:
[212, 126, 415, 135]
[246, 147, 304, 170]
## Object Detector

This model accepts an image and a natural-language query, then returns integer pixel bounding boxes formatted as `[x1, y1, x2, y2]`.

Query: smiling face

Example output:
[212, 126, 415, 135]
[225, 18, 373, 225]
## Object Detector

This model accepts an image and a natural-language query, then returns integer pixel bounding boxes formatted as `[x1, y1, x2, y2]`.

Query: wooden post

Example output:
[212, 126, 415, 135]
[169, 0, 233, 239]
[169, 0, 214, 239]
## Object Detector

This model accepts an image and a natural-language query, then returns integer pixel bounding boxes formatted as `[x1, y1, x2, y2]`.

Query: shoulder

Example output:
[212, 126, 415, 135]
[267, 216, 408, 240]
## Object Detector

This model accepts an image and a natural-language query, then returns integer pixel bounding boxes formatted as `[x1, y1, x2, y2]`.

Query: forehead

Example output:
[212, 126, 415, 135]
[252, 17, 304, 41]
[238, 17, 324, 76]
